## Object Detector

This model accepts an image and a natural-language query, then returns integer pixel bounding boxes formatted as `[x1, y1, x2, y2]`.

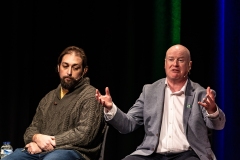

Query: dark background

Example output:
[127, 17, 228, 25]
[0, 1, 239, 160]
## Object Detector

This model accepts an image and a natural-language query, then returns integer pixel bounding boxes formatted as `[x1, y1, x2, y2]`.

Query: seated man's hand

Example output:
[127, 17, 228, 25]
[32, 134, 56, 151]
[25, 142, 42, 154]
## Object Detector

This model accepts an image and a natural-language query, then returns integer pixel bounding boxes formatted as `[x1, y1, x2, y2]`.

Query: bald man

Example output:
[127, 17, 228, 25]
[96, 44, 225, 160]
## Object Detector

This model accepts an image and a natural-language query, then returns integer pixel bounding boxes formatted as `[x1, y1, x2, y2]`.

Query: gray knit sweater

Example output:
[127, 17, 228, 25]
[24, 77, 106, 160]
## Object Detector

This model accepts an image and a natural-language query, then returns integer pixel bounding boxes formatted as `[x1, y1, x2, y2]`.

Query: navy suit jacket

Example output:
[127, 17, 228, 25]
[107, 78, 225, 160]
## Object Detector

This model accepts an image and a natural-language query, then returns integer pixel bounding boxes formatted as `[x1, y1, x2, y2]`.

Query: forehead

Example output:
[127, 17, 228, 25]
[166, 46, 189, 58]
[61, 53, 83, 64]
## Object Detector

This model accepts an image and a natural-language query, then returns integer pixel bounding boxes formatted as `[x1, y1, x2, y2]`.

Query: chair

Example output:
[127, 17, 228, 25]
[98, 125, 109, 160]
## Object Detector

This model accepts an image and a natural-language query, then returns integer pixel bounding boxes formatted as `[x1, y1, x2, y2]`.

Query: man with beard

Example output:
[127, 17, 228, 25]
[3, 46, 106, 160]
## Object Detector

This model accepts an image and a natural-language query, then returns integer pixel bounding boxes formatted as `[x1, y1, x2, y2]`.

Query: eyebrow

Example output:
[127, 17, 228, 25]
[167, 56, 186, 59]
[62, 62, 81, 66]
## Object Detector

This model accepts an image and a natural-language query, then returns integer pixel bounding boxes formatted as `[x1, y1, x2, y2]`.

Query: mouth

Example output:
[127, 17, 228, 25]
[171, 69, 180, 73]
[64, 76, 73, 82]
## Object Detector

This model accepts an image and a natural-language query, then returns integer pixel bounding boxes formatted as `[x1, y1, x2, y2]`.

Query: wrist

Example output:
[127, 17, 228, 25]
[207, 105, 217, 114]
[32, 134, 39, 142]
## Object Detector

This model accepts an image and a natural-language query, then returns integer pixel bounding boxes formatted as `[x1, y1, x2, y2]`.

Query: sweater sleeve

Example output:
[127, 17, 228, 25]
[54, 88, 104, 147]
[23, 91, 54, 144]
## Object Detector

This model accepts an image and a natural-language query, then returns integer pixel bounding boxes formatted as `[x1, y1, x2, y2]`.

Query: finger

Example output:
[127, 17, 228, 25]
[210, 90, 216, 98]
[206, 94, 214, 103]
[206, 97, 216, 110]
[198, 101, 207, 108]
[95, 90, 101, 102]
[95, 95, 100, 102]
[204, 94, 215, 106]
[204, 98, 211, 106]
[201, 94, 208, 103]
[99, 99, 102, 104]
[96, 89, 101, 97]
[99, 99, 105, 106]
[201, 94, 212, 105]
[206, 87, 216, 99]
[105, 87, 110, 96]
[48, 145, 54, 151]
[206, 86, 211, 95]
[50, 138, 56, 146]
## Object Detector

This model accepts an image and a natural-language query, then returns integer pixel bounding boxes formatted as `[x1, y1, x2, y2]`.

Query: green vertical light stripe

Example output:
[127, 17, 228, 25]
[171, 0, 181, 44]
[153, 0, 181, 80]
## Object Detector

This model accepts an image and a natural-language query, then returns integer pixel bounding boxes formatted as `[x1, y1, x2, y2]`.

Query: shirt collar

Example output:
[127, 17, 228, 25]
[60, 87, 68, 99]
[165, 78, 188, 95]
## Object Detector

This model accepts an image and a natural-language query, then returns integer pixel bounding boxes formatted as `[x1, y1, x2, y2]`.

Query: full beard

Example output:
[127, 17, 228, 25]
[60, 76, 79, 90]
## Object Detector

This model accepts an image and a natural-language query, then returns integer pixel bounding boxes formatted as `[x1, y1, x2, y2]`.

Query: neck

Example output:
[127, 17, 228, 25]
[61, 87, 69, 94]
[167, 78, 187, 92]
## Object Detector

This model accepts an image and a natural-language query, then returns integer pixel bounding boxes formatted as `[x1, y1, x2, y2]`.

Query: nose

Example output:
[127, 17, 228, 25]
[67, 67, 72, 76]
[173, 59, 179, 66]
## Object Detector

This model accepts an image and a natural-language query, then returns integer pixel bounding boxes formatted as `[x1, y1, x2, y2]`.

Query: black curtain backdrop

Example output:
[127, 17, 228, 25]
[0, 1, 239, 160]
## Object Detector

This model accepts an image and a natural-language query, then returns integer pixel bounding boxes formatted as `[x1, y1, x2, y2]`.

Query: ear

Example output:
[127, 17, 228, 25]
[188, 61, 192, 71]
[57, 65, 60, 72]
[164, 59, 166, 69]
[83, 67, 88, 75]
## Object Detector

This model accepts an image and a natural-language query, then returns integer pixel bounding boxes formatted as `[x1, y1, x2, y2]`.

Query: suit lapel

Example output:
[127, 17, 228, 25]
[155, 79, 167, 131]
[183, 80, 195, 133]
[158, 79, 167, 107]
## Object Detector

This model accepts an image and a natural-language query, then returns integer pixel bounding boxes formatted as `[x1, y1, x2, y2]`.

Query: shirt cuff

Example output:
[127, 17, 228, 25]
[104, 102, 117, 121]
[206, 106, 219, 118]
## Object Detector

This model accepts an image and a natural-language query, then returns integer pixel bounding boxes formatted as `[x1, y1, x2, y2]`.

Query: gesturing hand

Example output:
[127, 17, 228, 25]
[95, 87, 113, 110]
[198, 86, 217, 114]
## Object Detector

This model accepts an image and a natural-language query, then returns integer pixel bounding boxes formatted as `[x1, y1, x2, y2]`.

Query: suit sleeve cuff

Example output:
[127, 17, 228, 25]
[206, 106, 219, 118]
[104, 102, 117, 121]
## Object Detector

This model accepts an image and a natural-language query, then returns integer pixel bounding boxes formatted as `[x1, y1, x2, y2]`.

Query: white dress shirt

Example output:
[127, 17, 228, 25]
[156, 79, 189, 153]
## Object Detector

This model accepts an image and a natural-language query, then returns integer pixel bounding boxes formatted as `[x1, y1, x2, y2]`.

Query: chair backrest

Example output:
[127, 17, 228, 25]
[98, 125, 109, 160]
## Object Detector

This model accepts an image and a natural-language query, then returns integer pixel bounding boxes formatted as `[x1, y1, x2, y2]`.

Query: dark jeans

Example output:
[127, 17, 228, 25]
[1, 148, 85, 160]
[122, 150, 200, 160]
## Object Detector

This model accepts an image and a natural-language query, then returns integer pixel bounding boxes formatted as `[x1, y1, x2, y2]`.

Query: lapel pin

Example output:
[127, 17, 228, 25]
[187, 104, 191, 108]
